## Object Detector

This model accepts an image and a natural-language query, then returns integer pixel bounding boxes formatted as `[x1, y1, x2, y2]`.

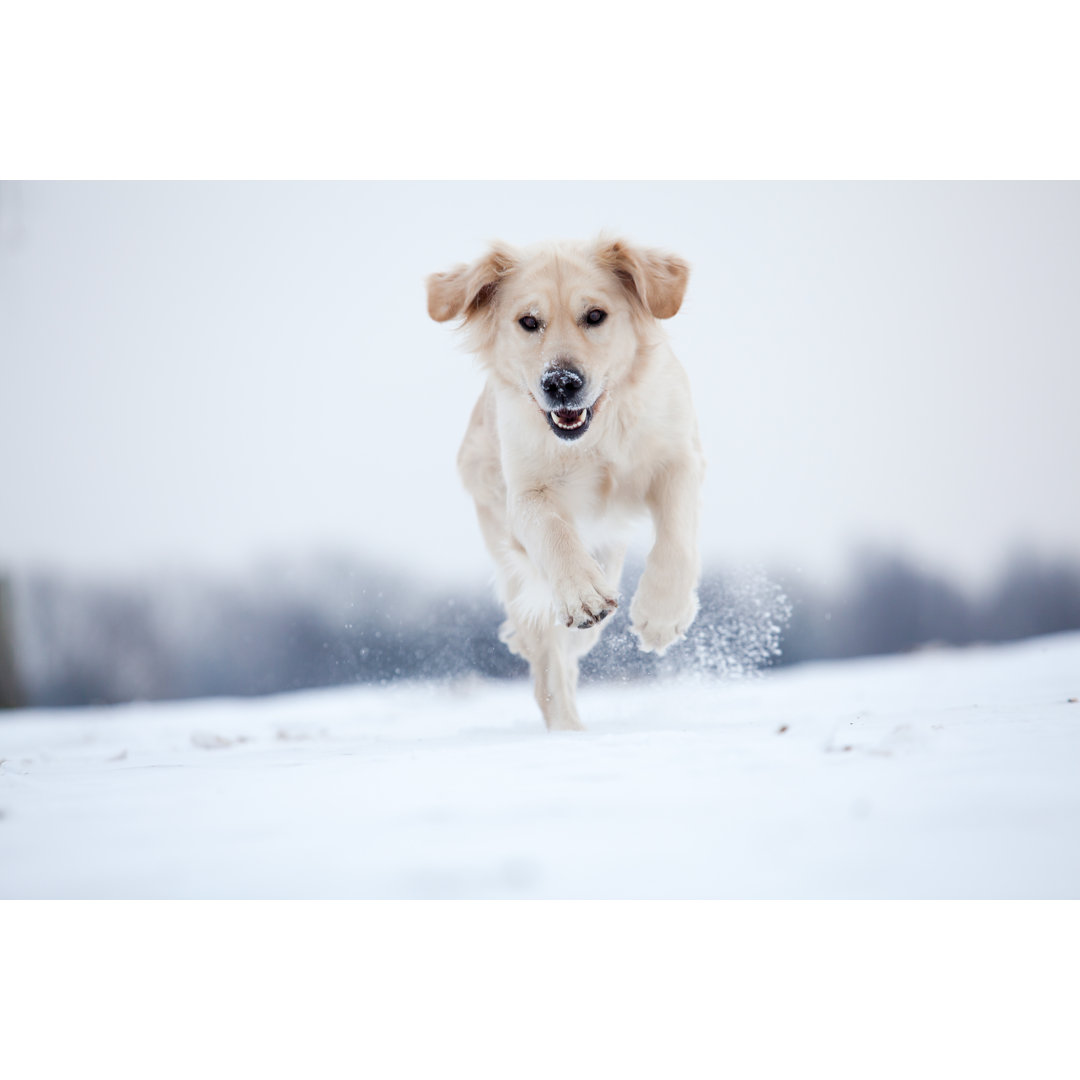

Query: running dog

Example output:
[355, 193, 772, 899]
[427, 236, 704, 730]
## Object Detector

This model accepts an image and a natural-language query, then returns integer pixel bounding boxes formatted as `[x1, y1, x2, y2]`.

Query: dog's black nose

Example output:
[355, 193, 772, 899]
[541, 366, 584, 404]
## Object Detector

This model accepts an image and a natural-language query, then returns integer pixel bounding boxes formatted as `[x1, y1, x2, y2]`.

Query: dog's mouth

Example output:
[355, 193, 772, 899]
[546, 406, 592, 441]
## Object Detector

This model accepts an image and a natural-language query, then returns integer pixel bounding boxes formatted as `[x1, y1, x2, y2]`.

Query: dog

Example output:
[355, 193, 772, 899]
[427, 236, 704, 731]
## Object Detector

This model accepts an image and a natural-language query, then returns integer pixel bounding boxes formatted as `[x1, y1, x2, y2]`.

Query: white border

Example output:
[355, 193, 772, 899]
[2, 902, 1076, 1077]
[2, 1, 1079, 178]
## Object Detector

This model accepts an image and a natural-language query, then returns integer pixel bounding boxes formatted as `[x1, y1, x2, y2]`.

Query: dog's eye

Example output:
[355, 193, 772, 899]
[585, 308, 607, 326]
[519, 315, 541, 332]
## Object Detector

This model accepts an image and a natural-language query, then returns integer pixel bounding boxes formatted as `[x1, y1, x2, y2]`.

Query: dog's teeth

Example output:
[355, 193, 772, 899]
[552, 409, 587, 429]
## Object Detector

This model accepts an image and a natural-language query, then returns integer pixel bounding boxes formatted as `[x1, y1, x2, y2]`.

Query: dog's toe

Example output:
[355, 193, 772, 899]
[575, 605, 612, 630]
[631, 620, 677, 654]
[558, 574, 618, 632]
[568, 594, 617, 631]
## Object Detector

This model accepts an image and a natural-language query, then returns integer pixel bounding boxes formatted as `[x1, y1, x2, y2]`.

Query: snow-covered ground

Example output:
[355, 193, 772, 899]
[1, 632, 1078, 899]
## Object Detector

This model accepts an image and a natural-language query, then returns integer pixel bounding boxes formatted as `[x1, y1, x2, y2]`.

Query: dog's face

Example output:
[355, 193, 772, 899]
[427, 237, 689, 443]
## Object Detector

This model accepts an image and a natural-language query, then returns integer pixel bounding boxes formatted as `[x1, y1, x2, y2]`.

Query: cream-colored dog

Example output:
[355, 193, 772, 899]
[427, 236, 704, 731]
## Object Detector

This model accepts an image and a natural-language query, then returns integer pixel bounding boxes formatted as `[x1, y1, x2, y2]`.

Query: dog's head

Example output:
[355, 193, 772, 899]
[427, 237, 689, 442]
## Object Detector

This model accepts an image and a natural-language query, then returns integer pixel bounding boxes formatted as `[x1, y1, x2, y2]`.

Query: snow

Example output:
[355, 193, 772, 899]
[2, 632, 1078, 899]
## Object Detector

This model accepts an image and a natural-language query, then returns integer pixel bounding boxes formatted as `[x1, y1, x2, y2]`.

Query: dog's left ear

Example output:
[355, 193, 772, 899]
[426, 244, 517, 323]
[596, 238, 689, 320]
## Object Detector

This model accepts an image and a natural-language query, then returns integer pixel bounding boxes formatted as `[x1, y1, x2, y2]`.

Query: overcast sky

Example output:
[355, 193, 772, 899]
[1, 182, 1078, 591]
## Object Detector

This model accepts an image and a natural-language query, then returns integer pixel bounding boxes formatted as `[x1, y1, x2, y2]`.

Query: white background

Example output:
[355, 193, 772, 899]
[3, 181, 1078, 593]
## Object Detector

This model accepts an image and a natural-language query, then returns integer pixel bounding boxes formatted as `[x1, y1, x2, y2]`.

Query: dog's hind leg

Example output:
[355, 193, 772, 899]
[488, 614, 583, 731]
[470, 500, 530, 657]
[527, 624, 585, 732]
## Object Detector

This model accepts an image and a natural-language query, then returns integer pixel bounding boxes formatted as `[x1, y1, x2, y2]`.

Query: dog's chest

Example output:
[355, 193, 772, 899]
[557, 459, 646, 551]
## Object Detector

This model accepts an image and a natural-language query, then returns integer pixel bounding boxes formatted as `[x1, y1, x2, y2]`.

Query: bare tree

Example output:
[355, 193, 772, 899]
[0, 575, 24, 709]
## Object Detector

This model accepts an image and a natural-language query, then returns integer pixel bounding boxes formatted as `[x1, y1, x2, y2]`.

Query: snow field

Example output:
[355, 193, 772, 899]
[1, 632, 1078, 898]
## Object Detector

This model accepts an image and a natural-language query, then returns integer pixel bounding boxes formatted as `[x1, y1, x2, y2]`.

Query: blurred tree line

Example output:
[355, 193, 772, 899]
[1, 549, 1078, 709]
[777, 549, 1080, 664]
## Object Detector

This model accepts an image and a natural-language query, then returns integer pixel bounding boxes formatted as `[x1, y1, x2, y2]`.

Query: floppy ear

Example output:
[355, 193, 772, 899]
[426, 243, 517, 323]
[596, 238, 689, 320]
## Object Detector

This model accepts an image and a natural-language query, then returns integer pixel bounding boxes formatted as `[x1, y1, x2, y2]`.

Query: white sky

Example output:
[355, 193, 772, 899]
[1, 182, 1078, 591]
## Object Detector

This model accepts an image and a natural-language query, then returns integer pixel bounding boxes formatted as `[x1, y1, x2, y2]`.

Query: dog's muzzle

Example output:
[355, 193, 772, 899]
[541, 364, 593, 441]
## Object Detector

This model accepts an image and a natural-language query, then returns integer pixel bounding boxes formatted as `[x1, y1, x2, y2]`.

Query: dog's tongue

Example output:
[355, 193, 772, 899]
[554, 408, 584, 422]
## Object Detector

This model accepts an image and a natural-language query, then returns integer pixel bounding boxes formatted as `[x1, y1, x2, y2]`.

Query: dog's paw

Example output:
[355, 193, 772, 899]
[498, 619, 526, 658]
[554, 569, 619, 630]
[629, 587, 699, 655]
[546, 712, 586, 732]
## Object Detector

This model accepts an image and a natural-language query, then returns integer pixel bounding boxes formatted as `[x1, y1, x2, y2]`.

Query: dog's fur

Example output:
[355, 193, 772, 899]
[427, 236, 704, 730]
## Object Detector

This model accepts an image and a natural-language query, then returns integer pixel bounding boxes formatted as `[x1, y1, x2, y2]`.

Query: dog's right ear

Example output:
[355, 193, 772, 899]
[426, 244, 517, 323]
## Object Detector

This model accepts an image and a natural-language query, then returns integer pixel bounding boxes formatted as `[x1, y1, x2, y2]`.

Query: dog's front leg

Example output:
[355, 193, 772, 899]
[510, 488, 619, 629]
[631, 457, 703, 654]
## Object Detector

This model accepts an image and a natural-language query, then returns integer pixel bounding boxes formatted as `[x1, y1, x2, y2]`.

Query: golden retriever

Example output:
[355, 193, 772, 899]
[427, 236, 704, 730]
